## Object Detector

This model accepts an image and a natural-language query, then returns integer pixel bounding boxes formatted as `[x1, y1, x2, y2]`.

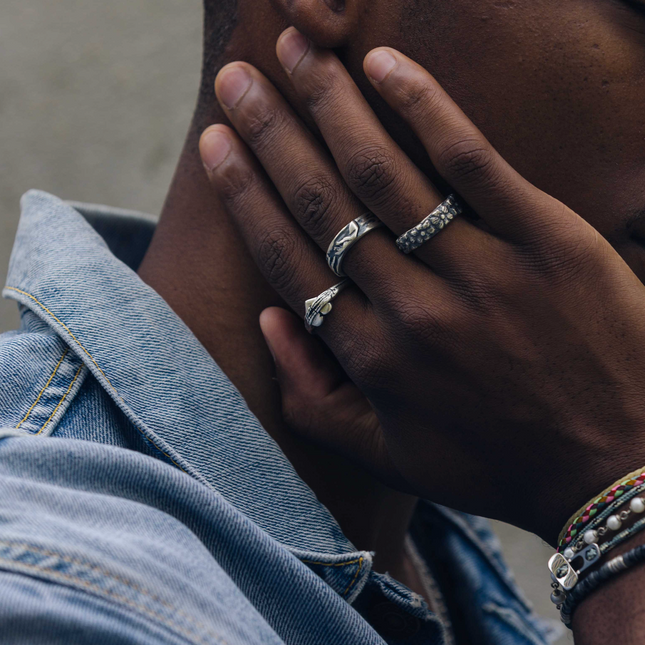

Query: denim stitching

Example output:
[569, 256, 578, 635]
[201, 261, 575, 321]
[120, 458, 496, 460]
[5, 286, 368, 598]
[301, 556, 364, 597]
[301, 558, 362, 567]
[0, 557, 218, 645]
[36, 363, 84, 435]
[5, 288, 118, 394]
[16, 348, 69, 429]
[342, 557, 363, 597]
[4, 287, 186, 473]
[0, 541, 228, 645]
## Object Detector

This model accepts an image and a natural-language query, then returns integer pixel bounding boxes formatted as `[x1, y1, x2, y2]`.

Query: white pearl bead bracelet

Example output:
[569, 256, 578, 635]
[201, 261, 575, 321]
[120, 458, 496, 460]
[565, 496, 645, 560]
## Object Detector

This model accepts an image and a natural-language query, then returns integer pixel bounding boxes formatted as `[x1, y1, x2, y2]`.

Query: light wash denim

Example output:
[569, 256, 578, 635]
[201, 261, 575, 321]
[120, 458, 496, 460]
[0, 190, 561, 644]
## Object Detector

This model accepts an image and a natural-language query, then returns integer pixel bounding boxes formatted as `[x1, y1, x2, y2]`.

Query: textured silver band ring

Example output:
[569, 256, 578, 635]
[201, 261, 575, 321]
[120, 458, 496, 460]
[395, 194, 464, 254]
[326, 213, 383, 277]
[304, 278, 351, 333]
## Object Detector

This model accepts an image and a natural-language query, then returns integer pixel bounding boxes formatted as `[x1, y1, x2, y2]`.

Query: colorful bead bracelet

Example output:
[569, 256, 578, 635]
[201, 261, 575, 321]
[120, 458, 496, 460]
[558, 471, 645, 551]
[562, 497, 645, 566]
[561, 484, 645, 556]
[549, 502, 645, 623]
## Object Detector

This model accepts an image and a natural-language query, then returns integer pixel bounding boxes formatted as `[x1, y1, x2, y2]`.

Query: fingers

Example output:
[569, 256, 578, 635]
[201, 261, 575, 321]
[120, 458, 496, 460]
[199, 124, 374, 345]
[362, 47, 575, 241]
[259, 307, 409, 489]
[274, 28, 508, 272]
[213, 60, 412, 289]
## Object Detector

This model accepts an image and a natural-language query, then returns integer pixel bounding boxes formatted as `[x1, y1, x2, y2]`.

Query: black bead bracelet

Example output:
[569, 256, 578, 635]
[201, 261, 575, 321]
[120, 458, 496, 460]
[560, 543, 645, 626]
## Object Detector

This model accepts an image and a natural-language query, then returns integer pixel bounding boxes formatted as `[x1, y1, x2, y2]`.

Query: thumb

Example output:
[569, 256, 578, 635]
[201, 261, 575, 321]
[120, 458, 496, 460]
[259, 307, 407, 489]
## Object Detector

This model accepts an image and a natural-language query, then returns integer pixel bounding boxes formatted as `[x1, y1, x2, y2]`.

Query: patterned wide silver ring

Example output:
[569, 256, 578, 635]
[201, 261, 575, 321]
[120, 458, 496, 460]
[304, 279, 351, 333]
[326, 213, 383, 277]
[395, 194, 464, 254]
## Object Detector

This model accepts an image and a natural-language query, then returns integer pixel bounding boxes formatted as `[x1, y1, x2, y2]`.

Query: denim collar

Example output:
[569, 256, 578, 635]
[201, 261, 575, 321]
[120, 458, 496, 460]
[3, 190, 375, 591]
[2, 192, 563, 644]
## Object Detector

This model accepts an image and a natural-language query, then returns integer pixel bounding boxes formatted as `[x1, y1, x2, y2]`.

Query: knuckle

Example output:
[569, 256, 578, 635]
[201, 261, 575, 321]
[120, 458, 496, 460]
[392, 296, 445, 348]
[453, 275, 510, 312]
[338, 335, 390, 390]
[244, 104, 287, 151]
[303, 60, 343, 114]
[291, 175, 337, 241]
[437, 138, 496, 187]
[386, 293, 462, 352]
[256, 227, 301, 294]
[345, 145, 397, 203]
[394, 79, 438, 114]
[396, 299, 438, 343]
[520, 204, 602, 281]
[215, 165, 257, 205]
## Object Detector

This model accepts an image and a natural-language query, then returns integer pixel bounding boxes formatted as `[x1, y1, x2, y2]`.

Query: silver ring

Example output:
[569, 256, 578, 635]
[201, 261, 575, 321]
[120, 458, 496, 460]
[304, 279, 351, 333]
[395, 194, 463, 254]
[326, 213, 383, 277]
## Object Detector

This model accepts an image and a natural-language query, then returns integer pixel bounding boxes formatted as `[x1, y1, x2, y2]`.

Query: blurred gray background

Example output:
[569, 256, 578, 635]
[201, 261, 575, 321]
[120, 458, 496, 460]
[0, 1, 569, 641]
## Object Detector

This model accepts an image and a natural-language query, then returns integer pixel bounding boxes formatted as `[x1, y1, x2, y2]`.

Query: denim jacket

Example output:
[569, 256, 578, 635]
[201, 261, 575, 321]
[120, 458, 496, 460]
[0, 190, 559, 644]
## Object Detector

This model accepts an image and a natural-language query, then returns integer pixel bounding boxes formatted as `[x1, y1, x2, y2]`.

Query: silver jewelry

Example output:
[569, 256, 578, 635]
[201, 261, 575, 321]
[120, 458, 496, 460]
[304, 279, 351, 332]
[326, 213, 383, 277]
[395, 194, 463, 254]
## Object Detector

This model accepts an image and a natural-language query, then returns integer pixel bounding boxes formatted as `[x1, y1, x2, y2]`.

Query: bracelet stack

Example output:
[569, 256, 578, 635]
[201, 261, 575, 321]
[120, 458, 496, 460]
[548, 466, 645, 626]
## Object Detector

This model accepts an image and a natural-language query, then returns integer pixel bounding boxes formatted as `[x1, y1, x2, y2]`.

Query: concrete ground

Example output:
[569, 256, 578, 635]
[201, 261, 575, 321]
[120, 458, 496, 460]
[0, 1, 569, 641]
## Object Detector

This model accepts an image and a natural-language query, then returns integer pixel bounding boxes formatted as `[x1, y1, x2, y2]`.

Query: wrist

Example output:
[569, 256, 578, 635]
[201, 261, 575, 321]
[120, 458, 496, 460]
[572, 529, 645, 644]
[544, 462, 645, 640]
[536, 447, 645, 546]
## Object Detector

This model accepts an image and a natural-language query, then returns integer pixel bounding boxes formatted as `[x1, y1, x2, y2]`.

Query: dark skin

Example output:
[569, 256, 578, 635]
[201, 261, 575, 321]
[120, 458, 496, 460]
[141, 0, 645, 641]
[138, 0, 422, 592]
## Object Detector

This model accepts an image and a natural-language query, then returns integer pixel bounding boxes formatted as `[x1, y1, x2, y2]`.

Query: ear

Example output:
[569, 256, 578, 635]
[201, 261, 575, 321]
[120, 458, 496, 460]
[268, 0, 364, 48]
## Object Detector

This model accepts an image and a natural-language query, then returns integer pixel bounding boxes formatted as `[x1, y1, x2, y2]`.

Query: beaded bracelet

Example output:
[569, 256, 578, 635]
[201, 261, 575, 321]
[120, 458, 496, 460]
[558, 471, 645, 551]
[561, 485, 645, 557]
[602, 515, 645, 554]
[549, 504, 645, 612]
[558, 466, 645, 545]
[565, 509, 645, 576]
[559, 543, 645, 626]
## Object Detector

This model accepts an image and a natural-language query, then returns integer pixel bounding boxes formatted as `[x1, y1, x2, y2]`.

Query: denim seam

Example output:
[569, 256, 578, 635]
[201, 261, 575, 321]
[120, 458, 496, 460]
[427, 504, 535, 613]
[15, 348, 69, 429]
[301, 556, 364, 597]
[0, 541, 228, 645]
[4, 286, 187, 472]
[4, 288, 118, 394]
[36, 363, 84, 435]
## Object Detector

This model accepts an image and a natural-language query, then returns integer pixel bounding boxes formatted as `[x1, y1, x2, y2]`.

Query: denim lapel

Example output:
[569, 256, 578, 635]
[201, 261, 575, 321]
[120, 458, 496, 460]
[4, 191, 364, 568]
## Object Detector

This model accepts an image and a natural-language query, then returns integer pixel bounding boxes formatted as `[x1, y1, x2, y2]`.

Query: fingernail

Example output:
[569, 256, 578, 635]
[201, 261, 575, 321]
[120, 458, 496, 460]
[217, 65, 252, 109]
[200, 128, 231, 171]
[365, 50, 397, 83]
[277, 29, 310, 74]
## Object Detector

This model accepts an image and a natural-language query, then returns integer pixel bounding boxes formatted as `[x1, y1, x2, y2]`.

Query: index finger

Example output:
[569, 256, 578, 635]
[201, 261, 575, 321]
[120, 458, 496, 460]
[363, 47, 576, 242]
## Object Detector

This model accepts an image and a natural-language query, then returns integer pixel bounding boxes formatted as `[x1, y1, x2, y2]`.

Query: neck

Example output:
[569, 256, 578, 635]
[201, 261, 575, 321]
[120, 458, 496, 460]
[138, 95, 420, 586]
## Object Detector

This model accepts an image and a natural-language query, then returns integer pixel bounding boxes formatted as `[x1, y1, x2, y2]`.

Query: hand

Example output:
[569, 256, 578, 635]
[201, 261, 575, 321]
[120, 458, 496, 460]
[199, 28, 645, 545]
